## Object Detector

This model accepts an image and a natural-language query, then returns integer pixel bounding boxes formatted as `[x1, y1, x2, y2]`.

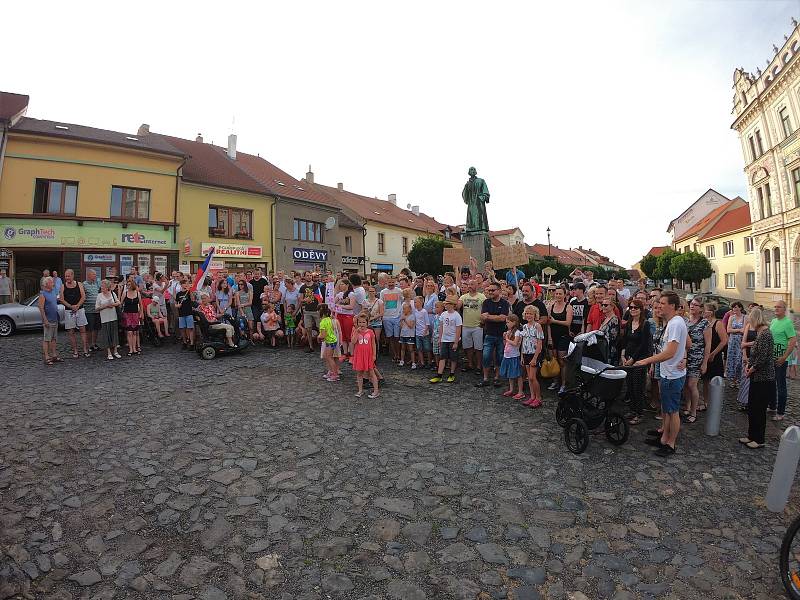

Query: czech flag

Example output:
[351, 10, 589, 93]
[192, 246, 215, 292]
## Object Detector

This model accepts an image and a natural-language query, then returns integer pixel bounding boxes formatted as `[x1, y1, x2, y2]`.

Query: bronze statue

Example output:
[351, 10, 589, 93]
[462, 167, 490, 232]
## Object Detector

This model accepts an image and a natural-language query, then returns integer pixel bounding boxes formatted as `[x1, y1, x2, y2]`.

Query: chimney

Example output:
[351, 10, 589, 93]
[388, 193, 397, 205]
[137, 123, 150, 136]
[305, 165, 314, 184]
[196, 133, 203, 143]
[227, 133, 237, 160]
[411, 205, 420, 216]
[337, 183, 344, 192]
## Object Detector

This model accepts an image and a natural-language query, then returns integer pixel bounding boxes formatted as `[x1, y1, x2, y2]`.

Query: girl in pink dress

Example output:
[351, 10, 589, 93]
[352, 315, 379, 398]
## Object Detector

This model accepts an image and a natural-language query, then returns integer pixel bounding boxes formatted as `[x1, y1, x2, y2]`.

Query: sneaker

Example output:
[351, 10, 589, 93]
[411, 363, 418, 370]
[446, 375, 456, 383]
[368, 392, 380, 399]
[738, 437, 752, 444]
[429, 376, 442, 384]
[558, 385, 566, 394]
[399, 360, 405, 366]
[548, 381, 559, 391]
[355, 391, 363, 398]
[654, 444, 676, 457]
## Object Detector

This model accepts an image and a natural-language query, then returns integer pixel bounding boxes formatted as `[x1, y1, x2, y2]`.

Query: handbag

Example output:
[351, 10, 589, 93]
[540, 350, 561, 378]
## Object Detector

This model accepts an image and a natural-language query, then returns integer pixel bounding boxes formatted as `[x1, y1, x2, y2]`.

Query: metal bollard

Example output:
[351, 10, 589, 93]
[704, 376, 724, 436]
[766, 425, 800, 513]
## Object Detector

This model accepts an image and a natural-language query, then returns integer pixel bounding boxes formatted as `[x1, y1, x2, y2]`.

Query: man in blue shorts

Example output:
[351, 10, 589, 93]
[635, 291, 687, 457]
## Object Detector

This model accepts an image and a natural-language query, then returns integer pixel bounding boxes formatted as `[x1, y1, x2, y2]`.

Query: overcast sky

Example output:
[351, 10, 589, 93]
[5, 0, 799, 267]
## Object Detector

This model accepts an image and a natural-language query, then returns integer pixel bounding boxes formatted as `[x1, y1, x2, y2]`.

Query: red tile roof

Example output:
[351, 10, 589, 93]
[490, 236, 505, 247]
[235, 154, 340, 207]
[697, 204, 751, 241]
[158, 135, 270, 196]
[673, 200, 741, 242]
[14, 118, 185, 157]
[647, 246, 669, 257]
[311, 183, 448, 234]
[490, 228, 524, 237]
[0, 91, 28, 123]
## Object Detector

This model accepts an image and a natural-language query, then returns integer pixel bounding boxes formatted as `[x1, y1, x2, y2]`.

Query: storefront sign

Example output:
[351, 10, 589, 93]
[84, 253, 116, 263]
[293, 247, 328, 263]
[120, 255, 134, 276]
[0, 219, 176, 250]
[0, 248, 12, 259]
[372, 263, 393, 272]
[201, 242, 262, 258]
[179, 264, 191, 274]
[209, 261, 225, 271]
[342, 255, 364, 265]
[154, 255, 168, 274]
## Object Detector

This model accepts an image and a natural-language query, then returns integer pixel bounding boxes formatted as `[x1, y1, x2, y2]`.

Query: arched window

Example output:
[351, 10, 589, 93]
[764, 249, 772, 287]
[774, 247, 781, 288]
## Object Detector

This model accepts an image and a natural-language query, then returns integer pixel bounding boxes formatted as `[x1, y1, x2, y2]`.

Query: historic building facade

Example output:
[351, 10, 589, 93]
[732, 19, 800, 310]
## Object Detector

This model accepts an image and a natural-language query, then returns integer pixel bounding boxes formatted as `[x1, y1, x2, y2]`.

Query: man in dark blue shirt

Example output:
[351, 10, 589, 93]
[476, 283, 510, 388]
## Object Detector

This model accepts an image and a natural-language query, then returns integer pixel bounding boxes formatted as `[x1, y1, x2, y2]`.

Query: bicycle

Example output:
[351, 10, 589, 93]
[782, 512, 800, 599]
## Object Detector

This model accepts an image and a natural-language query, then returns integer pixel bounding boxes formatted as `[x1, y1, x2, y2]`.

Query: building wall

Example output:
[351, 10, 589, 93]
[273, 199, 342, 272]
[732, 35, 800, 312]
[177, 182, 274, 272]
[698, 229, 756, 302]
[365, 221, 439, 274]
[670, 190, 731, 241]
[0, 135, 180, 222]
[337, 224, 366, 272]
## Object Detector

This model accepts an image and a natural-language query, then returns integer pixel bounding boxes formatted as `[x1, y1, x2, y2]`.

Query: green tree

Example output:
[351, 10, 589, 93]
[670, 251, 713, 292]
[407, 236, 452, 277]
[639, 253, 658, 280]
[654, 248, 679, 287]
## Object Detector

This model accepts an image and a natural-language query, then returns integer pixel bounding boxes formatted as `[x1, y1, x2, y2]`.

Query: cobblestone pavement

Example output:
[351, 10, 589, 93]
[1, 332, 798, 600]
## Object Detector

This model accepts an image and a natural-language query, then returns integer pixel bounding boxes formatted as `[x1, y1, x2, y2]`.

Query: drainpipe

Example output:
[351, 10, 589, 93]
[0, 123, 8, 184]
[271, 199, 277, 275]
[172, 158, 187, 245]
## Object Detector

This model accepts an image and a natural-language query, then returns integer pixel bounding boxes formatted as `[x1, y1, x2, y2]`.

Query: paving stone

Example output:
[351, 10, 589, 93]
[387, 579, 427, 600]
[68, 570, 102, 586]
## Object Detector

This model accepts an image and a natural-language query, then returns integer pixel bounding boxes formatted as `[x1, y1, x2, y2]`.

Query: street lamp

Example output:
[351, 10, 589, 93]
[546, 227, 551, 258]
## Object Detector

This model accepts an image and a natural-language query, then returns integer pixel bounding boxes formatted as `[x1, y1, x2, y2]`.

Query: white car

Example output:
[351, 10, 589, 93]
[0, 294, 66, 336]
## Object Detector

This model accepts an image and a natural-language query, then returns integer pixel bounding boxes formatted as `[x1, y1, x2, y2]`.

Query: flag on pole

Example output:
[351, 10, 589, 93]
[192, 246, 215, 292]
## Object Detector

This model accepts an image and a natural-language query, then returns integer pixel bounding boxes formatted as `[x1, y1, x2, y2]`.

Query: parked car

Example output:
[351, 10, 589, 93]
[686, 293, 731, 319]
[0, 294, 66, 337]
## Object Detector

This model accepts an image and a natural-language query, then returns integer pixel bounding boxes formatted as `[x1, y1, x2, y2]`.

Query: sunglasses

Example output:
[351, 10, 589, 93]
[601, 303, 611, 307]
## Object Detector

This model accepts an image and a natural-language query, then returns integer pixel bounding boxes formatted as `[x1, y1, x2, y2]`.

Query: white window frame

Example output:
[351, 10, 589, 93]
[744, 236, 754, 253]
[723, 240, 734, 256]
[705, 245, 715, 259]
[746, 271, 755, 289]
[724, 273, 735, 289]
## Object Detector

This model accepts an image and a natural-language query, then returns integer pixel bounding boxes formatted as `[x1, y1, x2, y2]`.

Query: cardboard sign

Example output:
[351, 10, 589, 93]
[443, 247, 472, 267]
[491, 244, 529, 269]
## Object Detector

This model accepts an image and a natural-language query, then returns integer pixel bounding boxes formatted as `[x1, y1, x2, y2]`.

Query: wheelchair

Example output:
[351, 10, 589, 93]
[193, 311, 249, 360]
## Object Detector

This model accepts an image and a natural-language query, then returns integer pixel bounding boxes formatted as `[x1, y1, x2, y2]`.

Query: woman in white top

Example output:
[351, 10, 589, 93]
[95, 280, 122, 360]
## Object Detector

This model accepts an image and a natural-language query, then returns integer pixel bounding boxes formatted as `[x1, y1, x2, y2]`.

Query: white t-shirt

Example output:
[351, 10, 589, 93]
[352, 286, 367, 315]
[440, 310, 462, 343]
[660, 314, 688, 379]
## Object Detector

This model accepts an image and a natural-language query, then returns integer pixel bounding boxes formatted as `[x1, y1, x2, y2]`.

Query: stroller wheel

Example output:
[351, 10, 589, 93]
[564, 418, 589, 454]
[605, 414, 630, 446]
[555, 402, 574, 427]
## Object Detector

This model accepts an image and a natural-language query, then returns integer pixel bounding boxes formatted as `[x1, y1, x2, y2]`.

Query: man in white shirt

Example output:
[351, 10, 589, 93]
[634, 291, 687, 457]
[616, 279, 631, 311]
[430, 299, 462, 384]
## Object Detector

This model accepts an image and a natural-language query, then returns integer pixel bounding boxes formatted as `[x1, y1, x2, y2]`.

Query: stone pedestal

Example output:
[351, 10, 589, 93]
[461, 231, 492, 266]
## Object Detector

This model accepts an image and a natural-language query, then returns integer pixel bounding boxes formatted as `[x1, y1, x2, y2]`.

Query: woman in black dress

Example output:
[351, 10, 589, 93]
[701, 302, 728, 411]
[620, 299, 653, 424]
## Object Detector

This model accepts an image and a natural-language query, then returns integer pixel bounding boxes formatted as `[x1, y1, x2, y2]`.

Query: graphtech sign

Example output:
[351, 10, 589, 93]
[1, 219, 175, 249]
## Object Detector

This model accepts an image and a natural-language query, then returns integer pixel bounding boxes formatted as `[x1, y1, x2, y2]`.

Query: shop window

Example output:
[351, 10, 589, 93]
[209, 206, 252, 239]
[34, 179, 78, 215]
[111, 186, 150, 220]
[293, 218, 323, 242]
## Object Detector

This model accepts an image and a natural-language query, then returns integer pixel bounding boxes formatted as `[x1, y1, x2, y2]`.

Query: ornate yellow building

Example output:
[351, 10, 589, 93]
[731, 18, 800, 311]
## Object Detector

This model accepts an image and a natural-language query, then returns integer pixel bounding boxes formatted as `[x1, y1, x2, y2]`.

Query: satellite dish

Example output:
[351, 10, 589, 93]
[324, 216, 336, 230]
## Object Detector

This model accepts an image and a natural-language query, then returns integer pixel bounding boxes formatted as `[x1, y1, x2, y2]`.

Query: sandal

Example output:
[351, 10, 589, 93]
[72, 352, 79, 359]
[502, 390, 515, 397]
[683, 414, 697, 424]
[53, 357, 64, 363]
[45, 359, 55, 365]
[106, 355, 114, 361]
[84, 352, 91, 357]
[512, 393, 526, 400]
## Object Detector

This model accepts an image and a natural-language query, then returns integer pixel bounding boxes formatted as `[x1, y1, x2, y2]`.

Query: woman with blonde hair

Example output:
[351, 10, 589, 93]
[739, 307, 774, 449]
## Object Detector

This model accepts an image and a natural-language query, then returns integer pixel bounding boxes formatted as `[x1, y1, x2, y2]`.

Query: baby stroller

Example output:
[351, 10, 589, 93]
[555, 337, 629, 454]
[193, 311, 250, 360]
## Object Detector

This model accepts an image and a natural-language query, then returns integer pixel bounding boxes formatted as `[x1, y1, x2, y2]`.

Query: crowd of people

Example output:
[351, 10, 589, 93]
[33, 262, 797, 455]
